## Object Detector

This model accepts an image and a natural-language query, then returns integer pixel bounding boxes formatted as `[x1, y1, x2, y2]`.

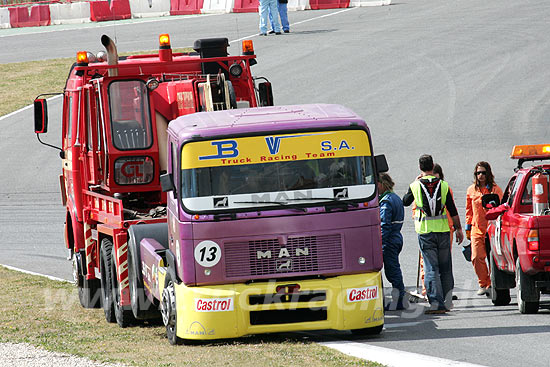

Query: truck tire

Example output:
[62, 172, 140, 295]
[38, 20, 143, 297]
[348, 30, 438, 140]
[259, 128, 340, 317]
[100, 238, 116, 323]
[351, 325, 383, 336]
[111, 245, 136, 328]
[516, 258, 539, 314]
[74, 252, 101, 308]
[161, 278, 183, 345]
[127, 224, 166, 320]
[489, 254, 511, 306]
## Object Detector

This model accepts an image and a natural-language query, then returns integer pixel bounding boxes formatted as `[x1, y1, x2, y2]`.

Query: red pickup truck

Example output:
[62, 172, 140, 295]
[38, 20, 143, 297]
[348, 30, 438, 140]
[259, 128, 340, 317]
[486, 144, 550, 314]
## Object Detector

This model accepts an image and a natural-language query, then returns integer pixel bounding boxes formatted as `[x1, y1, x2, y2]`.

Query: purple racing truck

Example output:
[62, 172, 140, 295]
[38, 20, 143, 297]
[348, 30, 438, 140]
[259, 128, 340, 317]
[128, 103, 389, 344]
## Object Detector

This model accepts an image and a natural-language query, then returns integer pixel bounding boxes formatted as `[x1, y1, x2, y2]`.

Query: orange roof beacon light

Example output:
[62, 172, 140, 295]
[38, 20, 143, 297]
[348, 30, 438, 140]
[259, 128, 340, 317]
[242, 40, 254, 55]
[159, 33, 173, 62]
[76, 51, 89, 64]
[511, 144, 550, 169]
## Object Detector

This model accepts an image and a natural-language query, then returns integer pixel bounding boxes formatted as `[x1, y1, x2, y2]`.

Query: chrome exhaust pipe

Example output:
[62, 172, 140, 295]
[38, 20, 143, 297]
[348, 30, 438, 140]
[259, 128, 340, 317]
[101, 35, 119, 77]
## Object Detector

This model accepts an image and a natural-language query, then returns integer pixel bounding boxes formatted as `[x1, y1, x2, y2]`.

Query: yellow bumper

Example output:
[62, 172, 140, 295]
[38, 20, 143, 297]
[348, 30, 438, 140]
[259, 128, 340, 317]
[174, 272, 384, 340]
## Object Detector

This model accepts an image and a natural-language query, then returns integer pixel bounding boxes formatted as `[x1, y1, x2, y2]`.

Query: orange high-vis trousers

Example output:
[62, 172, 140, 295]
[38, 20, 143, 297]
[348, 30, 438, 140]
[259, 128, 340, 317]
[471, 233, 490, 288]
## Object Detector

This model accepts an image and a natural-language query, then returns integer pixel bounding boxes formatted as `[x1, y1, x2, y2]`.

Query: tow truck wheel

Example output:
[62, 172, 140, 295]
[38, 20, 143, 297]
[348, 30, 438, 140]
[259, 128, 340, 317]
[100, 239, 116, 323]
[351, 324, 383, 336]
[74, 252, 101, 308]
[516, 258, 539, 314]
[489, 254, 511, 306]
[111, 245, 136, 328]
[161, 279, 183, 345]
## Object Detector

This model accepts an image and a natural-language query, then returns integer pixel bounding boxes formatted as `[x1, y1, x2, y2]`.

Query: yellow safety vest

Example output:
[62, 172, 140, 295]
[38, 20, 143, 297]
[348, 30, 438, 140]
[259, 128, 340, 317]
[410, 176, 450, 234]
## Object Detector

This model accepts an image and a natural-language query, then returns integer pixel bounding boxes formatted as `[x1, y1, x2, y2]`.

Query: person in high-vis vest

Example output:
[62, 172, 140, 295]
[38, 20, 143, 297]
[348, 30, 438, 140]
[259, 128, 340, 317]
[403, 155, 464, 314]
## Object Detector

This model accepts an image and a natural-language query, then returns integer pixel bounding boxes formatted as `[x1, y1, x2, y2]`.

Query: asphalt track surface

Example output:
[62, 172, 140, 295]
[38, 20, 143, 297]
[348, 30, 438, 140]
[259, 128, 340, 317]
[1, 0, 550, 366]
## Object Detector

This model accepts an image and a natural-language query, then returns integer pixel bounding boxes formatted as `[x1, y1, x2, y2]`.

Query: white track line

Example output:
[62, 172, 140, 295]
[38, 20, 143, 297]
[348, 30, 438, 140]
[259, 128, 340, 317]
[0, 264, 70, 283]
[321, 340, 487, 367]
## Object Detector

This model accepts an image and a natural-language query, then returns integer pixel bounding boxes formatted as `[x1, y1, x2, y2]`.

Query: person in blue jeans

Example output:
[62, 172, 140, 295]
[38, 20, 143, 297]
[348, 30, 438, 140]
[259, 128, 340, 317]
[259, 0, 281, 35]
[378, 173, 406, 311]
[268, 0, 290, 33]
[402, 155, 464, 314]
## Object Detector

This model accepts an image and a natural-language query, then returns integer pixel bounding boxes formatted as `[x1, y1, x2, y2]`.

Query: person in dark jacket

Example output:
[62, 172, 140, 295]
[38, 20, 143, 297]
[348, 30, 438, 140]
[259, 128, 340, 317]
[378, 173, 407, 310]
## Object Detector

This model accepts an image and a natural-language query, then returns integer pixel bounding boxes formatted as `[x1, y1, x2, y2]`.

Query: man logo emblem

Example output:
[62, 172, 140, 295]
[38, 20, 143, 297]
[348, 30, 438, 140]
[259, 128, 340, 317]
[333, 188, 348, 199]
[213, 197, 229, 207]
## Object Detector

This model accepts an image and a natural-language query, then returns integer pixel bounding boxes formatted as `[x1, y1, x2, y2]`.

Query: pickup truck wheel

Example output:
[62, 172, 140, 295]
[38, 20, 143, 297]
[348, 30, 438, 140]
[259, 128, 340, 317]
[516, 258, 540, 314]
[161, 280, 183, 345]
[351, 324, 383, 336]
[490, 254, 511, 306]
[100, 239, 116, 323]
[111, 246, 136, 328]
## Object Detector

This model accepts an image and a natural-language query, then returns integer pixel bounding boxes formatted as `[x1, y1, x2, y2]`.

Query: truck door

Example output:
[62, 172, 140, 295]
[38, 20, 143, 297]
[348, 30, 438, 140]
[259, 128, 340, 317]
[84, 85, 102, 185]
[500, 175, 522, 270]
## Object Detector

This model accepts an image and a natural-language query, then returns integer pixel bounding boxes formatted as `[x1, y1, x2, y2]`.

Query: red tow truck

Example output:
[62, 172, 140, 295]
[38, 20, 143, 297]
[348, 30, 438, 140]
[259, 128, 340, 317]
[486, 144, 550, 313]
[33, 33, 273, 326]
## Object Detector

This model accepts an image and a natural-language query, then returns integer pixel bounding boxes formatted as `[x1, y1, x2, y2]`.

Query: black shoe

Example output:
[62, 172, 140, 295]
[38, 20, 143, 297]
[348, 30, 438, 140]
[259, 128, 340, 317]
[259, 33, 267, 36]
[284, 29, 290, 33]
[275, 32, 281, 35]
[268, 30, 275, 34]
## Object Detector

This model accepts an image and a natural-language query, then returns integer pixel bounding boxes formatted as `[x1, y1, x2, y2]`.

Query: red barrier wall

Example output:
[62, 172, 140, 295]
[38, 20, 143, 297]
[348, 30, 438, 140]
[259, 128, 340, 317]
[232, 0, 258, 13]
[30, 4, 50, 26]
[170, 0, 203, 15]
[8, 7, 38, 28]
[90, 1, 114, 22]
[309, 0, 349, 9]
[110, 0, 131, 20]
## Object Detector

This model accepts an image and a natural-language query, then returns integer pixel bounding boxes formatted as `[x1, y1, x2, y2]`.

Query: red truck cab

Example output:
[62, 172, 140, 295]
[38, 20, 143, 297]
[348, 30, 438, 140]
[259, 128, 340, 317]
[486, 144, 550, 313]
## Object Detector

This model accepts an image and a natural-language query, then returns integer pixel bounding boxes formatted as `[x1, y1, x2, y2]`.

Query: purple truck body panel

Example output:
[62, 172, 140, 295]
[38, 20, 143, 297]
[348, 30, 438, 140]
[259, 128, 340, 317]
[140, 238, 166, 301]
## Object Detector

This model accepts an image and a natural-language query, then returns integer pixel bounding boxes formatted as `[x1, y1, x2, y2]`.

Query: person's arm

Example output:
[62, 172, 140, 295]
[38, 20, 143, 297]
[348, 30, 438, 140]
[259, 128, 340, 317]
[402, 186, 414, 207]
[465, 187, 473, 240]
[445, 190, 464, 244]
[379, 199, 392, 243]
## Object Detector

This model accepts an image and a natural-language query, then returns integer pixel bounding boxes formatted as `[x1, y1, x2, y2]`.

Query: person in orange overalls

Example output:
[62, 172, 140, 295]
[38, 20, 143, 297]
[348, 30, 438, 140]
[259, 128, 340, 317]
[465, 161, 503, 295]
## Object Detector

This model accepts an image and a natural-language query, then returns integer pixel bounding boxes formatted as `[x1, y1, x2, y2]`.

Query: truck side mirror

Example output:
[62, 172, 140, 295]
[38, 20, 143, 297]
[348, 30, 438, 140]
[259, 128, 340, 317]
[482, 193, 500, 209]
[34, 98, 48, 134]
[374, 154, 389, 173]
[160, 173, 175, 193]
[258, 82, 273, 107]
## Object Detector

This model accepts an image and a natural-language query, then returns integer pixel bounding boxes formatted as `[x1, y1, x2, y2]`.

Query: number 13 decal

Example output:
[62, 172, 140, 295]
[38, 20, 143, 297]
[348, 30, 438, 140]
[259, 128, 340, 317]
[194, 240, 221, 267]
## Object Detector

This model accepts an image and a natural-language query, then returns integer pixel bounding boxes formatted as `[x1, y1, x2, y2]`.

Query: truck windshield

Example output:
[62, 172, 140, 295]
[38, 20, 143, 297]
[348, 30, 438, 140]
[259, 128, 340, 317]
[108, 80, 153, 150]
[180, 130, 376, 212]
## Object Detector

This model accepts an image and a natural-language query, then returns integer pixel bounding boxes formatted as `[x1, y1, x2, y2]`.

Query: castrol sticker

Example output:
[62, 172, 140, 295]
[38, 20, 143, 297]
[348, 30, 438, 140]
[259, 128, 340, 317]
[195, 297, 234, 312]
[346, 286, 379, 303]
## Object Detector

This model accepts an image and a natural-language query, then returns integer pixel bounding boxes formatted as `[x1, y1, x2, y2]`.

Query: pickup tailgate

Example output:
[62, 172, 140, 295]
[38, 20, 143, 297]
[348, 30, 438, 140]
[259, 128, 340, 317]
[534, 216, 550, 260]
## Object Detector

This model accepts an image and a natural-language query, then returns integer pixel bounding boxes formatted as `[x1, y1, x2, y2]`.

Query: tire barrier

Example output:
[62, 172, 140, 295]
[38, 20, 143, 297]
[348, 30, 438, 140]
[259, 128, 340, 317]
[129, 0, 170, 18]
[308, 0, 348, 10]
[50, 2, 91, 24]
[232, 0, 257, 13]
[170, 0, 203, 15]
[9, 4, 50, 28]
[201, 0, 234, 14]
[0, 7, 10, 28]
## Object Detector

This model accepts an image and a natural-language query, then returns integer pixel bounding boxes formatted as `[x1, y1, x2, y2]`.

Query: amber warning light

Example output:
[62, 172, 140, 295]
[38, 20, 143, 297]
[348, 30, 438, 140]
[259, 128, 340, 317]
[242, 40, 254, 55]
[159, 34, 171, 48]
[511, 144, 550, 159]
[76, 51, 88, 64]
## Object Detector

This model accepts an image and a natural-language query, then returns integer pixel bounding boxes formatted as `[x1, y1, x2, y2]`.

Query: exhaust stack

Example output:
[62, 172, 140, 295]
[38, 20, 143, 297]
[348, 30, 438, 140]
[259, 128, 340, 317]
[101, 35, 119, 77]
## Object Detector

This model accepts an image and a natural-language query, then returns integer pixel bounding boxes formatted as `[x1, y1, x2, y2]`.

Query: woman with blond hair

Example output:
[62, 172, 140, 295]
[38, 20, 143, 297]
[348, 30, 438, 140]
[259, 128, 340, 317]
[378, 173, 406, 310]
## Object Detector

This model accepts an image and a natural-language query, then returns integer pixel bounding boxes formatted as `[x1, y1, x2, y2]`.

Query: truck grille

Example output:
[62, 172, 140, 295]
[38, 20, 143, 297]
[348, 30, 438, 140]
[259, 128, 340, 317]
[224, 234, 343, 278]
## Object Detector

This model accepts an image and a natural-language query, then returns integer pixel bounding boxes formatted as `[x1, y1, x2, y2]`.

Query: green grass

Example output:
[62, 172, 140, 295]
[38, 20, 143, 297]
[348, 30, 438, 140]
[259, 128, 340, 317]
[0, 266, 383, 367]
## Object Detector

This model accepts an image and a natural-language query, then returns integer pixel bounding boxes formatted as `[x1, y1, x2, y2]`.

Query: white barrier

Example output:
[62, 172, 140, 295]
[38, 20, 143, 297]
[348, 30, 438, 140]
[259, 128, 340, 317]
[49, 2, 91, 25]
[287, 0, 309, 11]
[0, 7, 10, 29]
[349, 0, 391, 7]
[201, 0, 234, 14]
[129, 0, 170, 18]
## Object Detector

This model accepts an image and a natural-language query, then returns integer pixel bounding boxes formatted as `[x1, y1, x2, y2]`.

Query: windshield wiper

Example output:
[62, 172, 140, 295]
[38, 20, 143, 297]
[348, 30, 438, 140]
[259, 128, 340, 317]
[233, 201, 307, 212]
[286, 197, 359, 208]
